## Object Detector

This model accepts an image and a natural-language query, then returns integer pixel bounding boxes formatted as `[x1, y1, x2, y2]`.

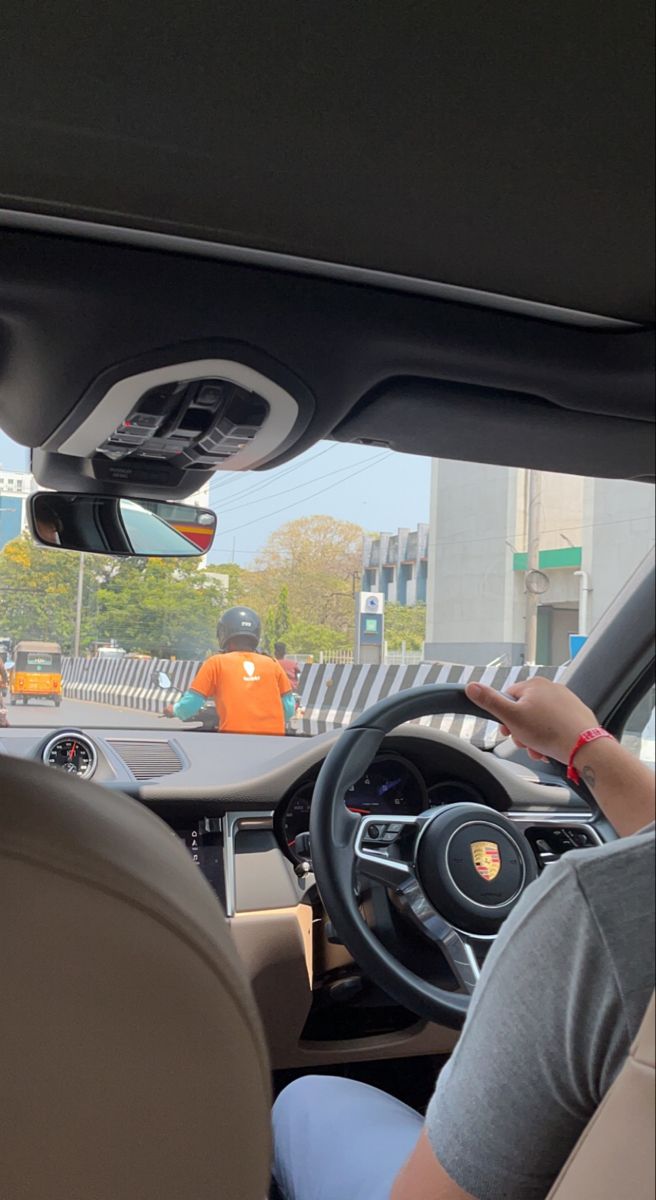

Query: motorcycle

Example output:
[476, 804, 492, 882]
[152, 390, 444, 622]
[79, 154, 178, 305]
[154, 669, 303, 734]
[154, 671, 218, 732]
[289, 691, 304, 731]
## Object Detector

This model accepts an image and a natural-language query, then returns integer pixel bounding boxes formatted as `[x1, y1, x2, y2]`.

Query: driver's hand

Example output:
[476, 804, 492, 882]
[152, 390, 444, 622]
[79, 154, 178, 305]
[162, 703, 175, 718]
[465, 676, 598, 763]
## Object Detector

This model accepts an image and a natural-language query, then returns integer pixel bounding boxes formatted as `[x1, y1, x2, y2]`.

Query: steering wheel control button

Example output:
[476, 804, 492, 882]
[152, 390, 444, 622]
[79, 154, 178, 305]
[361, 820, 403, 848]
[415, 803, 536, 935]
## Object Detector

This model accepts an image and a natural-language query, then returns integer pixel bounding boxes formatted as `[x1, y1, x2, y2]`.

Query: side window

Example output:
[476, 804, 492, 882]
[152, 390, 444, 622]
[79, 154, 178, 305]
[620, 683, 655, 769]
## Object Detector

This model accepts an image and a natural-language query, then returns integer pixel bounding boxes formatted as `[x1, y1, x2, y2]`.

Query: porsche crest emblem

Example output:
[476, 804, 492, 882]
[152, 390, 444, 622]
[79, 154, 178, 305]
[470, 840, 501, 882]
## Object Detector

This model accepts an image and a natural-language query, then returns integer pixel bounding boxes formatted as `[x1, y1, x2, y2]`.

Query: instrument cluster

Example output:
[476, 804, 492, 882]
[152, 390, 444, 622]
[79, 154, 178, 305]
[278, 754, 428, 859]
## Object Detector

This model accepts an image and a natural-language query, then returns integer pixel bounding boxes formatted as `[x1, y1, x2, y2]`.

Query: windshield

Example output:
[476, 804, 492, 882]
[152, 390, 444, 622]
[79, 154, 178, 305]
[1, 439, 653, 753]
[26, 653, 56, 668]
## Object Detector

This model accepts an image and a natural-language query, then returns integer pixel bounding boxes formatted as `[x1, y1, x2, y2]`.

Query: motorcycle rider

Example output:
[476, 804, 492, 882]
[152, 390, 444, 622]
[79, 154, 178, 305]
[274, 641, 300, 690]
[164, 607, 295, 735]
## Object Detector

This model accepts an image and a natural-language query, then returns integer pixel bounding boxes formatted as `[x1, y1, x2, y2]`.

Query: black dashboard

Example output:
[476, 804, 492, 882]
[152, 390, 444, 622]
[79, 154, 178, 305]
[0, 721, 584, 812]
[0, 722, 598, 920]
[0, 719, 606, 1062]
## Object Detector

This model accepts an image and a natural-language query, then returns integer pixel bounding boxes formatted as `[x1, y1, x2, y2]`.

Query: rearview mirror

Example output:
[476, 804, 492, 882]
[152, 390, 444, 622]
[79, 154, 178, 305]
[156, 671, 173, 689]
[28, 492, 217, 557]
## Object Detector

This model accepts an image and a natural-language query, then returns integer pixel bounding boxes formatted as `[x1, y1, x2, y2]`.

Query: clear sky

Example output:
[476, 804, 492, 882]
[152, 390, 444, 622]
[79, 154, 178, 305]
[0, 430, 431, 566]
[0, 432, 29, 473]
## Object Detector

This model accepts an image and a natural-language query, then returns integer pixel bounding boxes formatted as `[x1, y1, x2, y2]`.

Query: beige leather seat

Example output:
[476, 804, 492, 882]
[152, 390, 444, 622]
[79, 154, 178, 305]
[2, 752, 652, 1200]
[547, 992, 655, 1199]
[0, 756, 271, 1200]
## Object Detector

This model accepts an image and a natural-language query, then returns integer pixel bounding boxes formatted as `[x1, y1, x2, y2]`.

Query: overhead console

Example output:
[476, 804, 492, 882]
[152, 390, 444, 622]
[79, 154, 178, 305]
[31, 354, 312, 499]
[94, 378, 269, 469]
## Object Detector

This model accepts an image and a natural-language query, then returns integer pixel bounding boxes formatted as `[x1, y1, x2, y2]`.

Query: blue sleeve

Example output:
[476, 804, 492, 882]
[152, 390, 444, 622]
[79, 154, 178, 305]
[173, 689, 206, 720]
[282, 692, 297, 721]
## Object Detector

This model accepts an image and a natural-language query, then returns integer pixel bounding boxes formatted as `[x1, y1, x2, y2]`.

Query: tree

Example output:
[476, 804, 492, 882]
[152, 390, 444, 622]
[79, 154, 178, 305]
[285, 619, 351, 655]
[0, 514, 369, 662]
[256, 515, 363, 582]
[254, 515, 363, 636]
[94, 558, 226, 658]
[264, 584, 291, 649]
[384, 603, 427, 651]
[0, 534, 94, 651]
[206, 563, 246, 607]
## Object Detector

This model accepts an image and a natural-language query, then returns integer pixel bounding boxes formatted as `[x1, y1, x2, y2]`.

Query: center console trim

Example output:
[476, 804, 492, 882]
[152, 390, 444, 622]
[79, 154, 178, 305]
[223, 810, 274, 917]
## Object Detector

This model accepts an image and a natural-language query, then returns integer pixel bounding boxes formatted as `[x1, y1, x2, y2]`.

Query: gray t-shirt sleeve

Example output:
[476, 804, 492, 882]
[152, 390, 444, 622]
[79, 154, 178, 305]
[425, 857, 629, 1200]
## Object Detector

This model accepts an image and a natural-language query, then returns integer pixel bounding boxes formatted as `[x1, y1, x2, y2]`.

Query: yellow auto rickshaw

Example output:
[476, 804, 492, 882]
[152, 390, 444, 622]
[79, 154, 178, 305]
[10, 641, 63, 707]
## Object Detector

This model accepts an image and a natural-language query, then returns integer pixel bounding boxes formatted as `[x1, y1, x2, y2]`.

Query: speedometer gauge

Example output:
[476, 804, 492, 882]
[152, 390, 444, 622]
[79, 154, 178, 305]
[42, 733, 97, 779]
[345, 756, 425, 817]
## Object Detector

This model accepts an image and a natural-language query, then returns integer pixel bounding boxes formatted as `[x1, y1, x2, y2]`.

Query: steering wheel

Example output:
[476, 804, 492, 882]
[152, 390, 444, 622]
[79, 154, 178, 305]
[309, 685, 538, 1028]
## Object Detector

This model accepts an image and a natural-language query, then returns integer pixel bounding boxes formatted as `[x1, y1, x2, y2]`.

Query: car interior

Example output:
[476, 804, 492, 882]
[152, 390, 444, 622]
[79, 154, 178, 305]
[0, 3, 654, 1198]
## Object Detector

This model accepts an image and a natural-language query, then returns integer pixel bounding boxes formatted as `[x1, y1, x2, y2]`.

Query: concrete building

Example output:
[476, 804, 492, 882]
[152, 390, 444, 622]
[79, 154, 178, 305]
[0, 470, 34, 550]
[424, 460, 654, 665]
[362, 524, 429, 605]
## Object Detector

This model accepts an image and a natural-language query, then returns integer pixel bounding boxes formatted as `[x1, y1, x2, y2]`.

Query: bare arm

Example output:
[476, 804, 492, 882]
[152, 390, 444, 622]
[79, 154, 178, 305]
[392, 677, 653, 1200]
[465, 677, 655, 836]
[570, 735, 655, 836]
[391, 1131, 475, 1200]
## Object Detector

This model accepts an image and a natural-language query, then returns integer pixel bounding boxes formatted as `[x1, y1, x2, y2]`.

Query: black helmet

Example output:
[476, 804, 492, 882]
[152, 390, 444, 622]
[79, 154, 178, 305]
[217, 606, 261, 651]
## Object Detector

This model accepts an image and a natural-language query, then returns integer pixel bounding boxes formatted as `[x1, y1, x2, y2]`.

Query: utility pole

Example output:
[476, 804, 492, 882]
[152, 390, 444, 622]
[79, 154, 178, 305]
[574, 569, 592, 635]
[524, 470, 541, 664]
[73, 553, 85, 657]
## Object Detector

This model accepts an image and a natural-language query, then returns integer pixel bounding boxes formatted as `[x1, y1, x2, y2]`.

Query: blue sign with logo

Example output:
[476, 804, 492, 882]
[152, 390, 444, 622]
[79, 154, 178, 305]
[0, 496, 23, 551]
[359, 612, 384, 646]
[569, 634, 588, 658]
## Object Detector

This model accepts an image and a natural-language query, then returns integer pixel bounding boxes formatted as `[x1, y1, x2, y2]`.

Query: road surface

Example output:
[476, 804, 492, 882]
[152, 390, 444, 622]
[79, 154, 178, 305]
[5, 696, 169, 729]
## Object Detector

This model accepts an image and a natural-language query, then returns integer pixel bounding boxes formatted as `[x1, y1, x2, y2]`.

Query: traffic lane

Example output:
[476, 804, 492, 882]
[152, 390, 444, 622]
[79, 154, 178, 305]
[5, 696, 168, 729]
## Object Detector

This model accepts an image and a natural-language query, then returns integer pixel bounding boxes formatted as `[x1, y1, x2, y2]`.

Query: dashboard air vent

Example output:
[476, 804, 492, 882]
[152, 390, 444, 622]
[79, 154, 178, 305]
[107, 739, 183, 780]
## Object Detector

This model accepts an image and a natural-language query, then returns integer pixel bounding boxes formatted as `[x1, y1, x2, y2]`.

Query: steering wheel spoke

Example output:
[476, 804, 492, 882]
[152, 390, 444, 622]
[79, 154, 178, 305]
[354, 813, 421, 888]
[393, 876, 481, 994]
[355, 812, 481, 994]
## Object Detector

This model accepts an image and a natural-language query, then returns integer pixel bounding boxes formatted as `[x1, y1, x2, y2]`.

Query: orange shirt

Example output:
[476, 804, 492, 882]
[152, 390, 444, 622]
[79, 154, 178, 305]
[190, 651, 292, 735]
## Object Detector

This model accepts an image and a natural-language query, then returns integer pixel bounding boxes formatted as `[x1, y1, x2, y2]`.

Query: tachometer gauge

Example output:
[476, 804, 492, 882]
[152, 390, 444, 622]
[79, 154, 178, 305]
[427, 780, 483, 806]
[42, 733, 97, 779]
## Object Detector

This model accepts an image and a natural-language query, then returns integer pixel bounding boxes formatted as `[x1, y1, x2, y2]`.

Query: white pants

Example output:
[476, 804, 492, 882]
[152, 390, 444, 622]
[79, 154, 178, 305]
[272, 1075, 424, 1200]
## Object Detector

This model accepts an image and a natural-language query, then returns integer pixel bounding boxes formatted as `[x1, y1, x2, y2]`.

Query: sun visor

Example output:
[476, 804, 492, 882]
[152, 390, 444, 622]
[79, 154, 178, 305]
[332, 379, 655, 482]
